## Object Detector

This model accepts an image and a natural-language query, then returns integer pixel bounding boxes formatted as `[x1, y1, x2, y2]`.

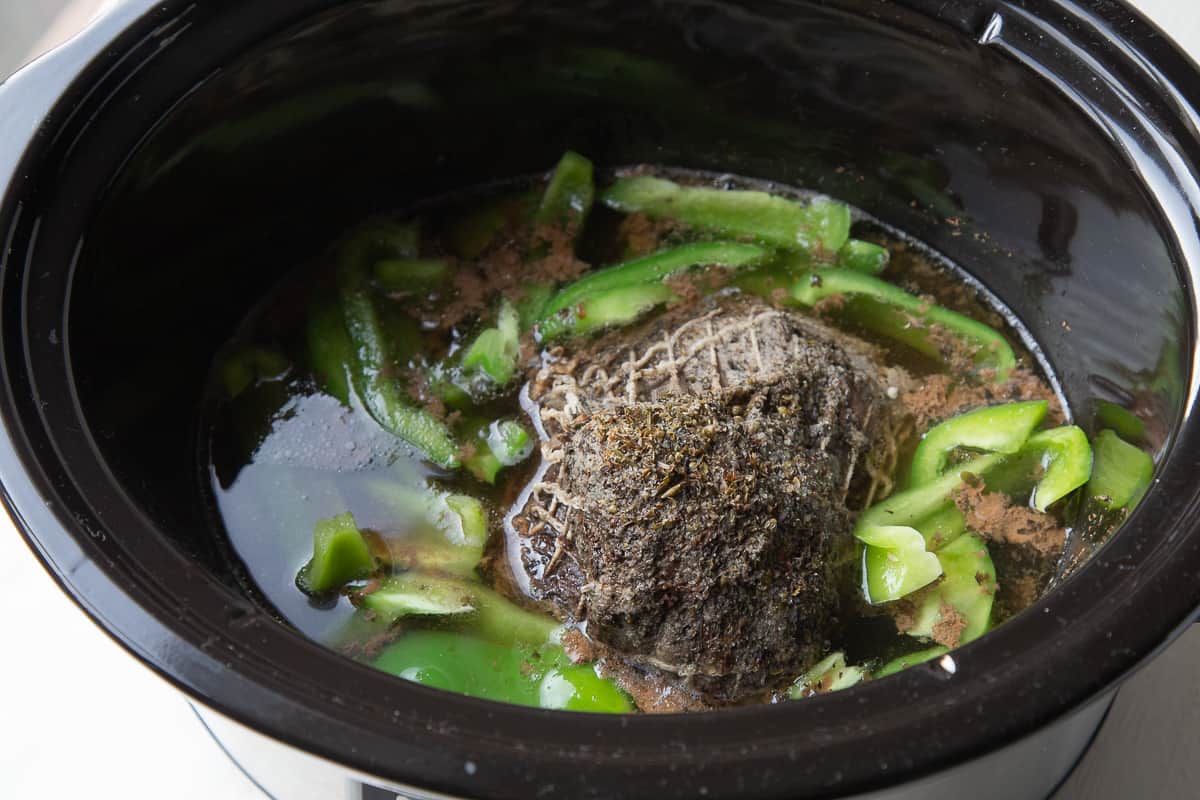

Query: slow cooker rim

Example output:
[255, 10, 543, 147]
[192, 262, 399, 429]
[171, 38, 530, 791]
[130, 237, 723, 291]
[3, 0, 1200, 797]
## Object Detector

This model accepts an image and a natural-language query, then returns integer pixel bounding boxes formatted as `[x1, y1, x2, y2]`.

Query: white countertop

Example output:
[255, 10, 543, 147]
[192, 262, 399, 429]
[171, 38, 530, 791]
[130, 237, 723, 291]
[2, 2, 1198, 798]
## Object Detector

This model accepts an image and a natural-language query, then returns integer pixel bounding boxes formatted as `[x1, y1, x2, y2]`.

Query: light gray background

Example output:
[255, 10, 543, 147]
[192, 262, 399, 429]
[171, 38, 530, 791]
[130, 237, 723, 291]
[1, 2, 1197, 798]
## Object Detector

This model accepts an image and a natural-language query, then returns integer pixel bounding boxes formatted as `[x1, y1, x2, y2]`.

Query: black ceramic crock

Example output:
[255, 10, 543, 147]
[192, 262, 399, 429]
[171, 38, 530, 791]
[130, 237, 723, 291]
[3, 1, 1199, 798]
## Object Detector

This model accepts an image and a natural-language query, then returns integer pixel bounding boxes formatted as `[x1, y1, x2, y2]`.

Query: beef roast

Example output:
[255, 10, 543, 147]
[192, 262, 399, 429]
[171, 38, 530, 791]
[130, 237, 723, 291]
[505, 296, 907, 701]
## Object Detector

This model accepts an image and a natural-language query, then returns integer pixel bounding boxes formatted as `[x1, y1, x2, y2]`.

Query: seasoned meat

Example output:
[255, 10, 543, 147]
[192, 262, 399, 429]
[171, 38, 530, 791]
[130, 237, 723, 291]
[506, 297, 906, 702]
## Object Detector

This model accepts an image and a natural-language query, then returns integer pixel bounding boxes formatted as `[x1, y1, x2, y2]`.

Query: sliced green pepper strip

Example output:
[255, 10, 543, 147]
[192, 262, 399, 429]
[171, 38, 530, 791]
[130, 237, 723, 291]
[907, 533, 997, 645]
[856, 454, 1004, 603]
[367, 489, 472, 574]
[444, 494, 488, 551]
[221, 347, 289, 399]
[1087, 429, 1153, 510]
[836, 239, 890, 275]
[487, 420, 534, 465]
[788, 652, 867, 699]
[539, 241, 766, 320]
[384, 530, 485, 578]
[857, 454, 1005, 541]
[462, 422, 503, 484]
[917, 505, 968, 550]
[790, 269, 1017, 379]
[875, 646, 948, 679]
[374, 258, 450, 293]
[969, 423, 1091, 509]
[339, 247, 460, 469]
[862, 530, 944, 604]
[461, 298, 521, 386]
[910, 401, 1048, 486]
[1025, 426, 1092, 512]
[515, 284, 555, 330]
[297, 512, 375, 595]
[534, 241, 765, 341]
[360, 571, 476, 617]
[535, 151, 595, 229]
[538, 282, 676, 342]
[731, 259, 811, 300]
[373, 631, 633, 712]
[1094, 400, 1146, 444]
[363, 573, 560, 646]
[362, 483, 487, 576]
[601, 175, 851, 255]
[463, 419, 535, 484]
[306, 300, 354, 405]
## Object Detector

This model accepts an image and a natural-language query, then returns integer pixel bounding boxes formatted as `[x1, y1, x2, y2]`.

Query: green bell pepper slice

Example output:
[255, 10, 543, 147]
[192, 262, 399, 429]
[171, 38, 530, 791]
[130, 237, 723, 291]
[857, 454, 1005, 546]
[960, 423, 1092, 512]
[533, 241, 765, 341]
[363, 573, 560, 646]
[538, 241, 766, 323]
[538, 282, 677, 342]
[383, 530, 486, 578]
[875, 646, 949, 679]
[1094, 400, 1146, 443]
[1087, 429, 1153, 510]
[364, 483, 489, 548]
[461, 298, 521, 386]
[909, 401, 1048, 486]
[601, 175, 851, 255]
[297, 512, 376, 594]
[862, 529, 944, 604]
[789, 268, 1017, 379]
[486, 419, 534, 465]
[515, 284, 555, 329]
[856, 453, 1004, 603]
[906, 532, 997, 646]
[306, 299, 354, 405]
[1024, 426, 1092, 512]
[338, 240, 460, 469]
[731, 260, 810, 300]
[463, 419, 535, 484]
[836, 239, 890, 275]
[361, 571, 476, 617]
[535, 151, 595, 230]
[789, 652, 867, 698]
[916, 505, 968, 550]
[373, 631, 633, 712]
[361, 482, 487, 574]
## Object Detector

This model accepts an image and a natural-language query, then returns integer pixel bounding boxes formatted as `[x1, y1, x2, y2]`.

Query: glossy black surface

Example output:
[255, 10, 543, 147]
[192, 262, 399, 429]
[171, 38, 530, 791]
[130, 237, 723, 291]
[1, 1, 1199, 798]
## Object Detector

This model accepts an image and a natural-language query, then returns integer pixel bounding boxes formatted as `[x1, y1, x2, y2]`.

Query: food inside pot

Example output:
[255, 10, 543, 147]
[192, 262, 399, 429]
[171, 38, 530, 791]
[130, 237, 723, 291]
[204, 153, 1152, 712]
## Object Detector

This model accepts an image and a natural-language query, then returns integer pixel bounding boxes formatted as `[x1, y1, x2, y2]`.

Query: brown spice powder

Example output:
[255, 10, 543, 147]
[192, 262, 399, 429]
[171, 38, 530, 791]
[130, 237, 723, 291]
[955, 483, 1065, 556]
[901, 367, 1064, 432]
[617, 212, 677, 258]
[931, 602, 968, 648]
[438, 218, 589, 330]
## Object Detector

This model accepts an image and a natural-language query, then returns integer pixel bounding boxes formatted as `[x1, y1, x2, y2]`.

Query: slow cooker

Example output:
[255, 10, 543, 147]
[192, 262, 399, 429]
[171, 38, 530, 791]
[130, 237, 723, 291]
[3, 1, 1199, 797]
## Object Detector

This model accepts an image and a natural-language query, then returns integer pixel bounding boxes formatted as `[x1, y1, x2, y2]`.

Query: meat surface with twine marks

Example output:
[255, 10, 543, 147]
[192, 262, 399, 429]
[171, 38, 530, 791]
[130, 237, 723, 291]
[503, 296, 911, 700]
